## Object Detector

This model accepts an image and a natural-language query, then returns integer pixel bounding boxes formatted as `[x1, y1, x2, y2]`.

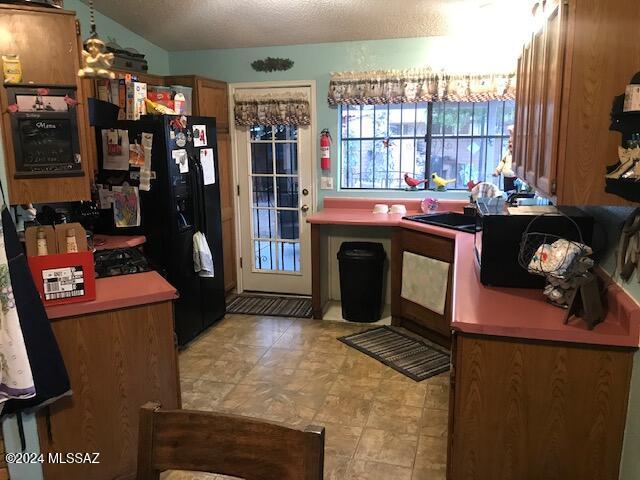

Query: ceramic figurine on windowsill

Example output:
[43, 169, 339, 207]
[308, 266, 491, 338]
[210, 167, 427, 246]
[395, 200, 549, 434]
[493, 125, 516, 191]
[403, 173, 428, 190]
[430, 173, 455, 191]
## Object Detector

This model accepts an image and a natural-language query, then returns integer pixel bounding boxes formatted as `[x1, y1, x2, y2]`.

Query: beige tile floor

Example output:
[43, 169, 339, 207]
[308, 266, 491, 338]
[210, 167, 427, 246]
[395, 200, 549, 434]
[165, 314, 449, 480]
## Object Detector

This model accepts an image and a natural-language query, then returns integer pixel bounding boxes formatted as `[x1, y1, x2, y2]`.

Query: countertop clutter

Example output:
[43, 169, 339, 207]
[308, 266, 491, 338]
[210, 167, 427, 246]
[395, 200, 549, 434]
[35, 233, 177, 319]
[307, 197, 640, 348]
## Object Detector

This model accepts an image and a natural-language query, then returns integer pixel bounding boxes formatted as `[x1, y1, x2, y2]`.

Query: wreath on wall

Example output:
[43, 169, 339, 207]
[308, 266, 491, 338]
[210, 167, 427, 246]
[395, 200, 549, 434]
[251, 57, 294, 72]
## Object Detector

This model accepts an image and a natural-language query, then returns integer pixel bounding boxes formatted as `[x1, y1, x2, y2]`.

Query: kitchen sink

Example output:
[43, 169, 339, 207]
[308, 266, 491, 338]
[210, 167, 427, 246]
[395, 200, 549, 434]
[403, 212, 479, 234]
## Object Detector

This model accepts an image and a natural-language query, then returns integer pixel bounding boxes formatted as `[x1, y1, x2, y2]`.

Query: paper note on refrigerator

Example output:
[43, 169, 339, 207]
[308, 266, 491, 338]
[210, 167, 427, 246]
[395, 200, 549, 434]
[97, 184, 114, 209]
[192, 124, 207, 147]
[112, 185, 140, 228]
[200, 148, 215, 185]
[172, 149, 189, 173]
[101, 129, 130, 171]
[139, 132, 153, 191]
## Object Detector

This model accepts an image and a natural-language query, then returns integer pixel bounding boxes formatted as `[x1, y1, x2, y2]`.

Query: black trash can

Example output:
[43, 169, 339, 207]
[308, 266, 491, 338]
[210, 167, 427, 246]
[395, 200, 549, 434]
[337, 242, 386, 322]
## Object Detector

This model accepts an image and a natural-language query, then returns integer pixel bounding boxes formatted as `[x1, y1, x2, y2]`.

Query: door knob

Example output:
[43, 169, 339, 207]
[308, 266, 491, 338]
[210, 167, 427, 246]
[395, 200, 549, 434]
[301, 204, 309, 213]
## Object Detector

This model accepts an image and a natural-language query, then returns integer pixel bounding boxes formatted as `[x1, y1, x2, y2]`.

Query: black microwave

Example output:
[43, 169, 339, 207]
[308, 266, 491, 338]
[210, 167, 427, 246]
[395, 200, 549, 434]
[474, 198, 594, 288]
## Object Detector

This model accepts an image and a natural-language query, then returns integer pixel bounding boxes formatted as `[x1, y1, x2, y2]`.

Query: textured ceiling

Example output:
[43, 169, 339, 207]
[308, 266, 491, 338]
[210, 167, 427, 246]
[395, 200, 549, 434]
[83, 0, 487, 51]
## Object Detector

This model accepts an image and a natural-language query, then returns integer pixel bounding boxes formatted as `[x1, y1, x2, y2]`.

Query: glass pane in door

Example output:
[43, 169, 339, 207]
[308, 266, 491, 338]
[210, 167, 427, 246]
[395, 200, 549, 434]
[276, 177, 298, 207]
[249, 124, 301, 273]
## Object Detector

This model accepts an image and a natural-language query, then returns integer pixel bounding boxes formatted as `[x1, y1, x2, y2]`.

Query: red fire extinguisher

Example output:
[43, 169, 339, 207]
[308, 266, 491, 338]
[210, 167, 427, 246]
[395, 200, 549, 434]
[320, 129, 331, 170]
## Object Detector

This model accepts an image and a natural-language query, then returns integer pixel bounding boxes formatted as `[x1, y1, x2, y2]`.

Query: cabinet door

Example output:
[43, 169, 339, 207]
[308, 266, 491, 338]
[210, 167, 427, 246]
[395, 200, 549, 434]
[391, 229, 453, 344]
[450, 334, 633, 480]
[525, 27, 546, 185]
[515, 43, 532, 179]
[196, 78, 229, 132]
[513, 54, 525, 175]
[37, 302, 180, 480]
[217, 132, 237, 291]
[536, 1, 568, 197]
[0, 6, 91, 204]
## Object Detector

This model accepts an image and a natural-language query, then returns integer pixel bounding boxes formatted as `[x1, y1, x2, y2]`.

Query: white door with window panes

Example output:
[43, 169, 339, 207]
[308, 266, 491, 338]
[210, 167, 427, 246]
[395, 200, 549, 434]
[234, 85, 314, 295]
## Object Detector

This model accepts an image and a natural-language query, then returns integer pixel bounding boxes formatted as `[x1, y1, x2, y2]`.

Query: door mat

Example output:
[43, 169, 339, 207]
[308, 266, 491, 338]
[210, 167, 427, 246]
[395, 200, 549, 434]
[226, 293, 312, 318]
[338, 326, 450, 382]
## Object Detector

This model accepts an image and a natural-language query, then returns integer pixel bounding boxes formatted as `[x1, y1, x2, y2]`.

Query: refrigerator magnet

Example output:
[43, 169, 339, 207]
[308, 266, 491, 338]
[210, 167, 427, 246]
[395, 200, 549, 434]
[129, 142, 144, 167]
[175, 131, 187, 147]
[192, 124, 207, 147]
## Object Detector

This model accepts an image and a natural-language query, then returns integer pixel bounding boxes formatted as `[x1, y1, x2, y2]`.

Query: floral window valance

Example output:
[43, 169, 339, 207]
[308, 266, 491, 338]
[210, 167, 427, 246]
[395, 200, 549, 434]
[327, 69, 516, 106]
[234, 91, 311, 126]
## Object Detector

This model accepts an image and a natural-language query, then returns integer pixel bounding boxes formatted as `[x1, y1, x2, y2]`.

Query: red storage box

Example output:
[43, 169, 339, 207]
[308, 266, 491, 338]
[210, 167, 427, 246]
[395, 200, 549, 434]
[28, 251, 96, 306]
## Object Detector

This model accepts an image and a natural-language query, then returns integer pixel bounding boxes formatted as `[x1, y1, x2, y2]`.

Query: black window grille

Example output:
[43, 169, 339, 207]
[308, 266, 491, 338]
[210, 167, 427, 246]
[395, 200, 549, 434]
[339, 100, 515, 190]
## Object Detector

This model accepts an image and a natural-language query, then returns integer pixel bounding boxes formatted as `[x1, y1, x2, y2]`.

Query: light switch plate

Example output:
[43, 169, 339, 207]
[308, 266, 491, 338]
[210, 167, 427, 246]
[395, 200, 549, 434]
[320, 176, 334, 190]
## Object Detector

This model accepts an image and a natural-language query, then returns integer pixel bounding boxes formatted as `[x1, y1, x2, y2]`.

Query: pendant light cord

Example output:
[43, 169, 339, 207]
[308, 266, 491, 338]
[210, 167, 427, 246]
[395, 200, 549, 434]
[89, 0, 97, 37]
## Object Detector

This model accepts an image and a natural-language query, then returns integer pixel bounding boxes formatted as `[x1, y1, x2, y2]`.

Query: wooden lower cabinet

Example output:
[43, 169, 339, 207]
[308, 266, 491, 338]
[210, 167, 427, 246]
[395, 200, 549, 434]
[391, 228, 454, 347]
[37, 301, 180, 480]
[448, 333, 634, 480]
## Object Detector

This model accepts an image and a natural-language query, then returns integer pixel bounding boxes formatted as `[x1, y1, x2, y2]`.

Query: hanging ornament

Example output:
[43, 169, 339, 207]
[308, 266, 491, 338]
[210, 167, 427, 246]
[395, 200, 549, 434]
[77, 0, 115, 80]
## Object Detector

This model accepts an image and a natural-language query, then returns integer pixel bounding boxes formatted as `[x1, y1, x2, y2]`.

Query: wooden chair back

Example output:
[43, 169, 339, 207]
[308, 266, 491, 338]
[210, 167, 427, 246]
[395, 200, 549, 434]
[136, 402, 325, 480]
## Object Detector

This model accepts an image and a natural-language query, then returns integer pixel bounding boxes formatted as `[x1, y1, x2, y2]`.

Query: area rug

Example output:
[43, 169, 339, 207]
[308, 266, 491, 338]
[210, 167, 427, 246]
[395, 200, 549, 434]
[338, 326, 450, 381]
[226, 293, 312, 318]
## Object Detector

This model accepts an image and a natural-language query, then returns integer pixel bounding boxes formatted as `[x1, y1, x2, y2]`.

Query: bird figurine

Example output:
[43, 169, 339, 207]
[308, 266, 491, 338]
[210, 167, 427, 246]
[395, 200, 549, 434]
[467, 180, 479, 191]
[404, 173, 428, 190]
[431, 173, 456, 191]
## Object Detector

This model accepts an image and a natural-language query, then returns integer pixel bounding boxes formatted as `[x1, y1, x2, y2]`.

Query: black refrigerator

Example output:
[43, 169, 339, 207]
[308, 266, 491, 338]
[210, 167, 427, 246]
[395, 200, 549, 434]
[94, 115, 226, 346]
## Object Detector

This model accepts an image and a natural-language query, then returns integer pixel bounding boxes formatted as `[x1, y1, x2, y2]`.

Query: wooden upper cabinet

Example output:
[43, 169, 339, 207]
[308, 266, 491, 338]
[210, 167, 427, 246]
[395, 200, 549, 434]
[525, 27, 545, 186]
[514, 0, 640, 205]
[0, 6, 78, 84]
[536, 1, 568, 197]
[194, 78, 229, 131]
[0, 5, 91, 204]
[514, 43, 531, 180]
[164, 75, 229, 132]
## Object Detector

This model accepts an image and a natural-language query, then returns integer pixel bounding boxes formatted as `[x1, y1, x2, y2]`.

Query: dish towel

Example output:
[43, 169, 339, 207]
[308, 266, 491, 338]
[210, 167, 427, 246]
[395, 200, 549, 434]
[1, 207, 70, 415]
[193, 231, 214, 278]
[401, 251, 450, 315]
[0, 210, 35, 408]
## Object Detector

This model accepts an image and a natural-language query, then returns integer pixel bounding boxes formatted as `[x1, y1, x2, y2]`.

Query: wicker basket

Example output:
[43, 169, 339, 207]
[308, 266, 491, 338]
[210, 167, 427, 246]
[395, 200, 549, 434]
[518, 213, 591, 278]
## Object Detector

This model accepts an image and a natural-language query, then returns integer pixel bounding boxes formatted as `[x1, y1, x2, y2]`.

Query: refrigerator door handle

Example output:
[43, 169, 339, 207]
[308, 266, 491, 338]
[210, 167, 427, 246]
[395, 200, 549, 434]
[190, 155, 207, 233]
[196, 161, 207, 232]
[188, 155, 202, 232]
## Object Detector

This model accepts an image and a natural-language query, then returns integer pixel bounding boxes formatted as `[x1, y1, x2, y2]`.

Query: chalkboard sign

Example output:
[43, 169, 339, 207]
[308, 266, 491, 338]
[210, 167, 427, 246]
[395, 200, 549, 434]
[7, 85, 83, 178]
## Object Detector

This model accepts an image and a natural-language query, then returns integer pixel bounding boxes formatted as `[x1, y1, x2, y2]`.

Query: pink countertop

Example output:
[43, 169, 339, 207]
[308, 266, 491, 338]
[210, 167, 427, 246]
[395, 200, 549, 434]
[93, 234, 146, 251]
[46, 271, 178, 320]
[308, 197, 640, 348]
